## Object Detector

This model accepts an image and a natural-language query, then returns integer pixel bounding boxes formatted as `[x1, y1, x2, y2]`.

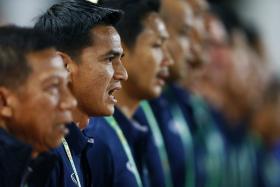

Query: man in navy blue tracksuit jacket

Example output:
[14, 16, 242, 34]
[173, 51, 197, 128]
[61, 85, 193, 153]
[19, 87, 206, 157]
[46, 123, 115, 187]
[35, 1, 128, 186]
[84, 0, 173, 186]
[84, 109, 149, 187]
[0, 27, 76, 187]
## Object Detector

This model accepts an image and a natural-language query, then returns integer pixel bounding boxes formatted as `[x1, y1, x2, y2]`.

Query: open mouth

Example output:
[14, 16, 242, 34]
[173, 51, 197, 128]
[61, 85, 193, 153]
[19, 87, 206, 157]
[107, 85, 121, 103]
[156, 70, 169, 86]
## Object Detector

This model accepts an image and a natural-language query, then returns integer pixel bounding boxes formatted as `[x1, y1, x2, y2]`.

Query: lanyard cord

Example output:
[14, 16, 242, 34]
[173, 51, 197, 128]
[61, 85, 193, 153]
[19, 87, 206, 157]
[62, 138, 82, 187]
[105, 116, 143, 187]
[140, 101, 174, 187]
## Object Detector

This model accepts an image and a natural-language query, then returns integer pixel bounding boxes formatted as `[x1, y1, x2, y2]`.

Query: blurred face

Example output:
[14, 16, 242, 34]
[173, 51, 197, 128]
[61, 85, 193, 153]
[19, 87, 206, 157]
[163, 0, 193, 81]
[122, 13, 172, 100]
[69, 25, 127, 116]
[196, 16, 264, 121]
[1, 49, 76, 153]
[188, 0, 208, 67]
[193, 16, 233, 111]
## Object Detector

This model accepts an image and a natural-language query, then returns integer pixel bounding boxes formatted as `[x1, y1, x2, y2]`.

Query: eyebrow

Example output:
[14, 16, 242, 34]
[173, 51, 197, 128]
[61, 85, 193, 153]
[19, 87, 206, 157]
[40, 71, 68, 84]
[101, 49, 124, 58]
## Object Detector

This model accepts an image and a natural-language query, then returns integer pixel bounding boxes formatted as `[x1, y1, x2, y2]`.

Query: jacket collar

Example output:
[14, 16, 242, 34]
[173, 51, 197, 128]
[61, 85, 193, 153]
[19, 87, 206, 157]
[65, 123, 90, 155]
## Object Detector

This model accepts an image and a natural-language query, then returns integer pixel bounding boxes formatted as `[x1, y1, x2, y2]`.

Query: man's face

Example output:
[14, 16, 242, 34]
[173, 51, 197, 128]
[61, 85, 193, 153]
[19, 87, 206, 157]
[163, 0, 193, 81]
[70, 25, 127, 116]
[192, 16, 232, 110]
[5, 49, 76, 153]
[122, 13, 172, 100]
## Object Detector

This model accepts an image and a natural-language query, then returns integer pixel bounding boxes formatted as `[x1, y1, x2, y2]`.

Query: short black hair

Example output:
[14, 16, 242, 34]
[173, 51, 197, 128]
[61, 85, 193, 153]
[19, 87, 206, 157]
[34, 0, 123, 59]
[0, 25, 55, 89]
[98, 0, 161, 48]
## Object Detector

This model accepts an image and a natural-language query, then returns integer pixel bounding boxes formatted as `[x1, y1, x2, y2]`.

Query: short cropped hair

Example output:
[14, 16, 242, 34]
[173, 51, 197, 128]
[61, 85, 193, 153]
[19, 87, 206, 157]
[0, 26, 55, 89]
[34, 0, 123, 59]
[98, 0, 161, 48]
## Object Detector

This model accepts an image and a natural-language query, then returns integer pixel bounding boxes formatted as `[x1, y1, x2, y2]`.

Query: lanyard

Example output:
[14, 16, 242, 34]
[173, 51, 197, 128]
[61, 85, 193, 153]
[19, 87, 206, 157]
[62, 138, 82, 187]
[224, 137, 256, 187]
[188, 94, 223, 187]
[165, 88, 195, 187]
[140, 101, 174, 187]
[104, 116, 143, 187]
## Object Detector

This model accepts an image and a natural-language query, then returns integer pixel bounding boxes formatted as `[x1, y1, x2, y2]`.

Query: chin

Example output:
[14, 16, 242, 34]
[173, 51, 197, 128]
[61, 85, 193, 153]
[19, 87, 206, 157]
[95, 105, 115, 116]
[144, 88, 162, 100]
[152, 87, 163, 98]
[49, 139, 62, 149]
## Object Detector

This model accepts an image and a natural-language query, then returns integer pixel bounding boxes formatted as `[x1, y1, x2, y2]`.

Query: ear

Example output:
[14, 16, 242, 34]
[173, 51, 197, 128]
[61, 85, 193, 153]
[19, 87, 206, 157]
[0, 87, 14, 118]
[56, 51, 77, 82]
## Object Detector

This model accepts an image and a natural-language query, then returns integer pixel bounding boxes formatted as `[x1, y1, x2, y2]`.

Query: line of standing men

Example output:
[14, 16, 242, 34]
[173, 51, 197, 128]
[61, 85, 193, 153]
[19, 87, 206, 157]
[1, 0, 280, 187]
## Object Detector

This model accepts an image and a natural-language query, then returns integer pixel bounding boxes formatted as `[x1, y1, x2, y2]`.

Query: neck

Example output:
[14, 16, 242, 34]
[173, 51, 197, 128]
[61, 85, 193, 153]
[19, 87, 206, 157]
[31, 151, 39, 159]
[115, 89, 141, 118]
[0, 120, 8, 131]
[71, 107, 89, 130]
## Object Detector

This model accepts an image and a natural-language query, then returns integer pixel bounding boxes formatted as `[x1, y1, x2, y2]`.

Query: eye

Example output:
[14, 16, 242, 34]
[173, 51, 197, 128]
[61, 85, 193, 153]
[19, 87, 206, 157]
[105, 55, 115, 63]
[179, 28, 191, 37]
[152, 43, 162, 48]
[45, 83, 60, 95]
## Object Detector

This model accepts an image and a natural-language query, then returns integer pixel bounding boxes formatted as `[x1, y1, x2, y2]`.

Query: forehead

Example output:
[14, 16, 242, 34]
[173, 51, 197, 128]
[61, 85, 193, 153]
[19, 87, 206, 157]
[142, 13, 169, 38]
[207, 16, 227, 43]
[26, 49, 66, 79]
[27, 49, 64, 70]
[89, 25, 122, 50]
[167, 1, 193, 29]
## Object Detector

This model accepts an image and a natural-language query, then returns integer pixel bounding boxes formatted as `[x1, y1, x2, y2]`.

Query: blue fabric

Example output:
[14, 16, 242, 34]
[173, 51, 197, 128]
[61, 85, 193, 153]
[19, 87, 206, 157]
[83, 116, 140, 187]
[206, 109, 258, 187]
[133, 107, 168, 187]
[46, 123, 92, 187]
[149, 96, 189, 187]
[258, 143, 280, 187]
[113, 107, 149, 184]
[0, 128, 57, 187]
[167, 84, 198, 134]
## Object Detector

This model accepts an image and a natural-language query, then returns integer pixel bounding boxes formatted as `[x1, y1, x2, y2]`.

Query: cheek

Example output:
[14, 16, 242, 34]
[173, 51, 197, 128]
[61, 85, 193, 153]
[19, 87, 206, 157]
[91, 65, 115, 108]
[79, 64, 114, 96]
[17, 94, 58, 142]
[142, 51, 160, 82]
[169, 38, 184, 61]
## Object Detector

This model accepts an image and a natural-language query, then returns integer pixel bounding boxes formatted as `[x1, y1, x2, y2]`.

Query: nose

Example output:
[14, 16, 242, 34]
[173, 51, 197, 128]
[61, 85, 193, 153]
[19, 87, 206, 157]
[113, 60, 128, 81]
[59, 87, 77, 111]
[162, 43, 174, 67]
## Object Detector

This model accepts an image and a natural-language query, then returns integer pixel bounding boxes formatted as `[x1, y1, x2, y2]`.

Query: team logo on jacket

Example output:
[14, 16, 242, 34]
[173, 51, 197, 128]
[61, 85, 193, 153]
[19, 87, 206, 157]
[71, 173, 79, 186]
[126, 161, 135, 174]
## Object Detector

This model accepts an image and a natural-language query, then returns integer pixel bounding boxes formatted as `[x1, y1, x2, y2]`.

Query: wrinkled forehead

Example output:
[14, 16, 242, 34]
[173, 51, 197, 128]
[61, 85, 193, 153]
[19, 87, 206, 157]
[27, 48, 63, 68]
[26, 49, 67, 79]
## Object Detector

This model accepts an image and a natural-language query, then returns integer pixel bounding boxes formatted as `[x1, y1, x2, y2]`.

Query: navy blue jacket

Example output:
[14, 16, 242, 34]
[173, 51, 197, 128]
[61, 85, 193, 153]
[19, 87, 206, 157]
[0, 128, 57, 187]
[46, 122, 114, 187]
[46, 123, 92, 187]
[83, 115, 141, 187]
[113, 107, 150, 183]
[166, 84, 197, 134]
[133, 107, 170, 187]
[202, 109, 259, 187]
[258, 143, 280, 187]
[149, 95, 192, 187]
